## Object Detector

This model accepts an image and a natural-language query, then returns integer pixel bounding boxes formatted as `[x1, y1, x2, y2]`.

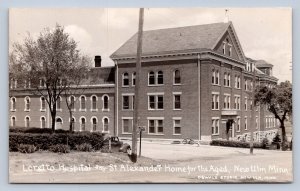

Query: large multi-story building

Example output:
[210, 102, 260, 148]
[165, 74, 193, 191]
[9, 21, 279, 142]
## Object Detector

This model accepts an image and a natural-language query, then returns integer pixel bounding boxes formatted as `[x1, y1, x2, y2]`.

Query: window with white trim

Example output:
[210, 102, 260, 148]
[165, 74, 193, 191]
[123, 96, 130, 110]
[222, 42, 226, 55]
[11, 97, 16, 111]
[70, 96, 75, 111]
[91, 117, 97, 131]
[25, 116, 30, 128]
[245, 116, 248, 130]
[148, 71, 155, 85]
[174, 70, 181, 85]
[91, 95, 97, 111]
[212, 70, 215, 84]
[173, 119, 181, 135]
[40, 96, 46, 111]
[211, 118, 219, 135]
[103, 117, 109, 132]
[227, 74, 231, 87]
[102, 95, 109, 110]
[132, 72, 136, 86]
[148, 94, 164, 110]
[157, 71, 164, 85]
[122, 118, 133, 134]
[212, 70, 219, 85]
[24, 97, 30, 111]
[80, 95, 86, 111]
[223, 94, 231, 109]
[173, 93, 181, 110]
[80, 117, 86, 131]
[122, 72, 129, 87]
[41, 116, 46, 128]
[228, 44, 232, 56]
[148, 119, 164, 134]
[244, 97, 248, 111]
[236, 117, 241, 132]
[11, 116, 16, 127]
[234, 95, 240, 110]
[212, 93, 219, 110]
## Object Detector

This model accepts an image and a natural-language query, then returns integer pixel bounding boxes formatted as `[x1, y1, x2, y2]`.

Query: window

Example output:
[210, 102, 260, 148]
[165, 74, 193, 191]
[216, 70, 219, 85]
[80, 117, 86, 131]
[11, 97, 16, 111]
[40, 97, 46, 111]
[70, 117, 75, 131]
[212, 93, 219, 110]
[236, 117, 241, 132]
[245, 80, 248, 90]
[224, 73, 227, 86]
[250, 100, 253, 110]
[55, 117, 63, 129]
[148, 118, 164, 134]
[173, 118, 181, 135]
[148, 71, 155, 85]
[132, 72, 136, 86]
[70, 96, 75, 110]
[173, 93, 181, 110]
[56, 96, 61, 111]
[11, 116, 16, 127]
[102, 95, 109, 110]
[24, 97, 30, 111]
[103, 117, 109, 132]
[228, 45, 232, 56]
[222, 42, 226, 55]
[237, 76, 240, 89]
[91, 117, 97, 131]
[212, 70, 215, 84]
[227, 74, 230, 87]
[10, 78, 17, 89]
[25, 116, 30, 128]
[245, 117, 248, 130]
[256, 116, 258, 129]
[174, 70, 181, 84]
[80, 96, 86, 111]
[212, 118, 219, 135]
[224, 94, 231, 109]
[122, 118, 133, 134]
[234, 95, 240, 110]
[41, 117, 46, 128]
[91, 95, 97, 111]
[40, 79, 45, 87]
[148, 94, 164, 110]
[157, 71, 164, 85]
[123, 96, 129, 110]
[212, 70, 219, 85]
[122, 72, 129, 87]
[245, 97, 248, 111]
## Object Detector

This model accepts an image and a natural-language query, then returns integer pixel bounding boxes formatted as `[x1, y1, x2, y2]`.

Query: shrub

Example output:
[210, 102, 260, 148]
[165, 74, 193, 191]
[262, 138, 269, 149]
[49, 144, 70, 153]
[75, 143, 93, 152]
[17, 144, 36, 153]
[210, 140, 263, 148]
[9, 127, 70, 134]
[9, 132, 105, 151]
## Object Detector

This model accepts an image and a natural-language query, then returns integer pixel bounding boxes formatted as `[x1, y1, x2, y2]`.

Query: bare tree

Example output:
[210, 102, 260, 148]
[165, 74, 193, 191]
[9, 24, 91, 132]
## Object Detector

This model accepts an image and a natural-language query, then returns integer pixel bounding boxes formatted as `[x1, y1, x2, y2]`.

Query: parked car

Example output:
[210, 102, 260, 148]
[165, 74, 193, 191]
[102, 136, 131, 153]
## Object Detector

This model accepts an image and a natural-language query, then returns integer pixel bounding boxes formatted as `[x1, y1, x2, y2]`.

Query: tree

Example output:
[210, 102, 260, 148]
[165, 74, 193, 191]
[254, 81, 292, 147]
[9, 25, 91, 132]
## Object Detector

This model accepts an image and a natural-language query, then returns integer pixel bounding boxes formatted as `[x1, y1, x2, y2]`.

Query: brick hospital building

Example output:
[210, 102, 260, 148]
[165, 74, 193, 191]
[9, 22, 279, 142]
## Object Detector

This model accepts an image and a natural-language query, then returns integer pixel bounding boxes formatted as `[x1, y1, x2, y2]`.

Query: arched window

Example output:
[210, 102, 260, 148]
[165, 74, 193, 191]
[91, 95, 97, 110]
[91, 117, 97, 131]
[70, 96, 75, 110]
[11, 116, 16, 127]
[11, 97, 16, 111]
[227, 74, 231, 87]
[122, 72, 129, 87]
[216, 70, 219, 85]
[80, 117, 86, 131]
[24, 96, 30, 111]
[80, 95, 86, 111]
[148, 71, 155, 85]
[40, 116, 46, 128]
[55, 117, 63, 129]
[69, 117, 76, 131]
[25, 116, 30, 128]
[224, 73, 227, 86]
[132, 72, 136, 86]
[174, 70, 181, 84]
[212, 70, 215, 84]
[157, 71, 164, 85]
[56, 96, 61, 110]
[40, 96, 46, 111]
[103, 95, 109, 110]
[103, 117, 109, 132]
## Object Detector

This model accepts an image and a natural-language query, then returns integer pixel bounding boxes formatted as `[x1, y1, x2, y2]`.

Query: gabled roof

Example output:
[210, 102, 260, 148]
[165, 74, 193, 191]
[111, 22, 233, 59]
[255, 60, 273, 68]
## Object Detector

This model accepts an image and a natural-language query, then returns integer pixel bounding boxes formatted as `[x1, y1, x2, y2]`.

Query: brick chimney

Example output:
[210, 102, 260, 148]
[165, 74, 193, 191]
[94, 55, 102, 67]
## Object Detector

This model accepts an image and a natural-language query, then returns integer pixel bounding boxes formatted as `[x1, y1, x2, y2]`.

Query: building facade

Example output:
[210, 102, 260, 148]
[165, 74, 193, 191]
[9, 22, 279, 142]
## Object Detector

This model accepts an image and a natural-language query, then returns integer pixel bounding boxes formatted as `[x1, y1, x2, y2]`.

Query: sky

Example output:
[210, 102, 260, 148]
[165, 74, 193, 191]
[9, 8, 292, 82]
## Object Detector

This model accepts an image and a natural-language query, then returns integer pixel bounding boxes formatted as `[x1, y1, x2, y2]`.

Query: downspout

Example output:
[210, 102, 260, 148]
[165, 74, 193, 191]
[198, 53, 201, 143]
[115, 60, 119, 136]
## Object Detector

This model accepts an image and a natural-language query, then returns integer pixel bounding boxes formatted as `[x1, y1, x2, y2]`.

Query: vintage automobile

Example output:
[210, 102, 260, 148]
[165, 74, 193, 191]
[102, 136, 131, 153]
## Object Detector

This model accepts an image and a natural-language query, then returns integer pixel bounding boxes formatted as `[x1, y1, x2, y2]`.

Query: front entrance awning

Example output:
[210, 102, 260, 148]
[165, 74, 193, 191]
[221, 110, 238, 116]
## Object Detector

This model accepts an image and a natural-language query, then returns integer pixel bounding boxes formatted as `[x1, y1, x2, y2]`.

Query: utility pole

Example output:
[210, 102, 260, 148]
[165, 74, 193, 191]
[132, 8, 144, 163]
[250, 65, 256, 154]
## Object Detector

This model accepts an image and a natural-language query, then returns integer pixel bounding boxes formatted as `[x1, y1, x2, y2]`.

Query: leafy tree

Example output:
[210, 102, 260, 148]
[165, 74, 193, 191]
[9, 25, 91, 132]
[255, 81, 292, 146]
